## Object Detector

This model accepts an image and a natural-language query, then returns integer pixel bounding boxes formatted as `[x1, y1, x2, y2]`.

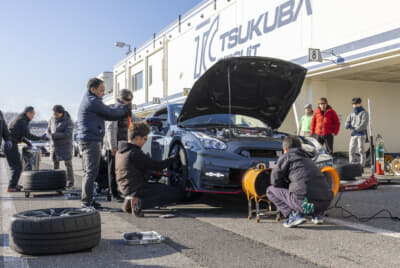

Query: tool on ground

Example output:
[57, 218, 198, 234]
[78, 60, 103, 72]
[122, 231, 165, 245]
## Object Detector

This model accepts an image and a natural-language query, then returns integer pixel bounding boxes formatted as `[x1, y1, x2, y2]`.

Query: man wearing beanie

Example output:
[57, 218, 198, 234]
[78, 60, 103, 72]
[298, 104, 313, 137]
[345, 97, 369, 166]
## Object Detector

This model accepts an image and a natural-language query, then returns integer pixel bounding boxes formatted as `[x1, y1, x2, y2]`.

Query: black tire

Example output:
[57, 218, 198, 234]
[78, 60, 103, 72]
[21, 170, 66, 191]
[9, 208, 101, 255]
[169, 144, 201, 202]
[333, 163, 363, 180]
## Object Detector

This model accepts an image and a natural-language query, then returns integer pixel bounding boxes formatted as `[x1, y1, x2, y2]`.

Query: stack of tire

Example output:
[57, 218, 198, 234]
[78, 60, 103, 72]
[333, 163, 363, 180]
[9, 208, 101, 255]
[22, 170, 66, 194]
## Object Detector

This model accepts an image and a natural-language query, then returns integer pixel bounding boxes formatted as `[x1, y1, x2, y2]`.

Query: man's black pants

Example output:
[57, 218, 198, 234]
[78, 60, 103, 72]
[135, 183, 184, 209]
[5, 142, 22, 188]
[316, 134, 334, 154]
[106, 150, 119, 197]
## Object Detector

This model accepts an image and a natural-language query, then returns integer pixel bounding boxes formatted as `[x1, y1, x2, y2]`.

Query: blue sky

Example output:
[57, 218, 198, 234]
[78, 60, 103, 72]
[0, 0, 201, 121]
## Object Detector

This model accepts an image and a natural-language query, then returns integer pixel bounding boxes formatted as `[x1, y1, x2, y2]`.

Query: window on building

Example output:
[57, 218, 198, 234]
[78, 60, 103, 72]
[148, 65, 153, 86]
[133, 71, 143, 91]
[117, 82, 120, 91]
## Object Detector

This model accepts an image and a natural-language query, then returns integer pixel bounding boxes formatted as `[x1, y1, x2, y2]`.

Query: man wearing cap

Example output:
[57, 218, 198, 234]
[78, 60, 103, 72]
[345, 97, 369, 166]
[298, 104, 313, 137]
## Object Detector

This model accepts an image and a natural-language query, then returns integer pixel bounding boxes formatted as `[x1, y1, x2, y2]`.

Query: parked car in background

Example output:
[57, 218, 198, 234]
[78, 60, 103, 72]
[142, 57, 333, 198]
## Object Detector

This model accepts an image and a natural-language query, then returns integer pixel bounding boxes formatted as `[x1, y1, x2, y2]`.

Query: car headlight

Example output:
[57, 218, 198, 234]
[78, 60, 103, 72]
[193, 132, 227, 150]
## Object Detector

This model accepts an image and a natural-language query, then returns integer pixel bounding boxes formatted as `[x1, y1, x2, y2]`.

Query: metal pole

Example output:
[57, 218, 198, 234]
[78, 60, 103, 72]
[293, 103, 299, 133]
[368, 98, 375, 174]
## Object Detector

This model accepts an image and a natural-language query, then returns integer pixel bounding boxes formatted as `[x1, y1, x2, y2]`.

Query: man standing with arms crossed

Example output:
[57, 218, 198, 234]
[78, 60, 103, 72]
[77, 78, 131, 208]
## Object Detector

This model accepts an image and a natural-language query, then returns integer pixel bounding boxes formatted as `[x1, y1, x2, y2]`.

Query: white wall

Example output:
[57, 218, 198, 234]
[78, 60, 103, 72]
[129, 60, 146, 104]
[147, 49, 164, 100]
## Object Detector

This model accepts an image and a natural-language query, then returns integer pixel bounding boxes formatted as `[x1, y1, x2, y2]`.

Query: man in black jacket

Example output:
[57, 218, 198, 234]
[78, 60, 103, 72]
[266, 135, 333, 228]
[0, 109, 11, 157]
[115, 122, 183, 217]
[6, 107, 49, 192]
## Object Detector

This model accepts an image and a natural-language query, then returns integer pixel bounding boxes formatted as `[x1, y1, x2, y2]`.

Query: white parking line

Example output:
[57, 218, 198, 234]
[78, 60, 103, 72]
[0, 159, 29, 268]
[326, 217, 400, 239]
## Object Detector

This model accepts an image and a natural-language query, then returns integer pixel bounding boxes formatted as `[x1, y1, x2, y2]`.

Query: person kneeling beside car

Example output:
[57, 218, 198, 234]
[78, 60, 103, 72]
[115, 122, 184, 217]
[266, 135, 333, 228]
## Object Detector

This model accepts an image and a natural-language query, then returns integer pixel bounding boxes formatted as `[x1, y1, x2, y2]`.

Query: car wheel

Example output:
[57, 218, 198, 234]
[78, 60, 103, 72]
[333, 163, 363, 180]
[9, 208, 101, 255]
[169, 144, 201, 202]
[21, 170, 66, 191]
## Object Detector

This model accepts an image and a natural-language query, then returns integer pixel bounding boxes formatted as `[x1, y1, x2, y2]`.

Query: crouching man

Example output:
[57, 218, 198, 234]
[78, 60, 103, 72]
[266, 135, 333, 228]
[115, 122, 183, 217]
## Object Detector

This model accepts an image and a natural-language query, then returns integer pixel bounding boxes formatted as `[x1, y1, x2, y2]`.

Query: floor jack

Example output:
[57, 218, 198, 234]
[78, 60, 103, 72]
[339, 174, 379, 192]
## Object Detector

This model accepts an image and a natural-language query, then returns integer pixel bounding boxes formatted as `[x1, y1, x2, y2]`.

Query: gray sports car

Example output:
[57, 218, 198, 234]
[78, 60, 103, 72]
[143, 57, 333, 197]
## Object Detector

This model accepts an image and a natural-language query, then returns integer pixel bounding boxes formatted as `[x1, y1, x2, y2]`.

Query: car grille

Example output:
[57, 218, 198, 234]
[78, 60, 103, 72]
[246, 149, 277, 158]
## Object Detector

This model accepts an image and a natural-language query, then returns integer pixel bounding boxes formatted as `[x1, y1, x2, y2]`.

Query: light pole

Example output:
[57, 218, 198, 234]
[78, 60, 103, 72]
[114, 42, 132, 55]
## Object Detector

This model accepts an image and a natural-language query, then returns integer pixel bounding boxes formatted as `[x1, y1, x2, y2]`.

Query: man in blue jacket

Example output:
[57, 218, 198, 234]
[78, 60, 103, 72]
[77, 78, 131, 208]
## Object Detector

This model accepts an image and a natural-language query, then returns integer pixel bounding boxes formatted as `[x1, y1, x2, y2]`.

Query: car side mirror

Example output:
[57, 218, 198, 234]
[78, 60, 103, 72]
[146, 117, 163, 132]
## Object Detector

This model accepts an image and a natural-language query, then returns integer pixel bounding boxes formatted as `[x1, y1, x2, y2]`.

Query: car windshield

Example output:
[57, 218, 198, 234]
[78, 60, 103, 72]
[180, 113, 269, 129]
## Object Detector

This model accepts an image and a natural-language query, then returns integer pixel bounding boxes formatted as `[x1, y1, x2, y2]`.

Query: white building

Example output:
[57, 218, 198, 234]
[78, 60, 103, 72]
[111, 0, 400, 153]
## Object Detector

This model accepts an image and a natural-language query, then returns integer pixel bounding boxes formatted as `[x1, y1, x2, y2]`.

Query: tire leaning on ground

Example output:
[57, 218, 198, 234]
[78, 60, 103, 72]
[21, 170, 66, 190]
[9, 208, 101, 255]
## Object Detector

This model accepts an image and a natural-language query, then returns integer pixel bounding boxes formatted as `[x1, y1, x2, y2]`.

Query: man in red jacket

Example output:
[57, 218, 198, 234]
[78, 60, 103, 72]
[310, 98, 340, 154]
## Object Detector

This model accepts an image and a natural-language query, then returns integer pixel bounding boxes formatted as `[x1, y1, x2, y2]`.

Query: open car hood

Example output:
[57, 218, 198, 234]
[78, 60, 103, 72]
[177, 57, 307, 129]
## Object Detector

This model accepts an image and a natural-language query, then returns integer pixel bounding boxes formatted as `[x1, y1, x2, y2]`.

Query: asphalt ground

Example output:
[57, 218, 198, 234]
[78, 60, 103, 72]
[1, 156, 400, 268]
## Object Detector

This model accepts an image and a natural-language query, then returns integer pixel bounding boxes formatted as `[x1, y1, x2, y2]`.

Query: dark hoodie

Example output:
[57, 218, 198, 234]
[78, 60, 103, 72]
[115, 141, 173, 196]
[271, 148, 333, 201]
